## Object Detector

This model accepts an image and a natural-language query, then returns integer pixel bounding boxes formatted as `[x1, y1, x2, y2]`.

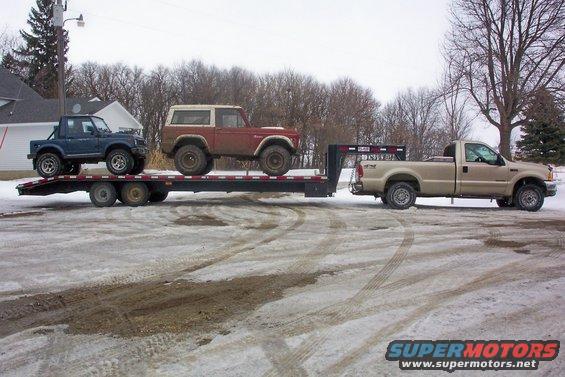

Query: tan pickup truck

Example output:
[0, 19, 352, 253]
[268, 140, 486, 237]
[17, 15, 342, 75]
[352, 140, 557, 211]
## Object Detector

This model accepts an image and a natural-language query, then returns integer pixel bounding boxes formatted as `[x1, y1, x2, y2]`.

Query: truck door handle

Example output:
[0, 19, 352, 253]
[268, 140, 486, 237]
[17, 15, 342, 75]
[463, 166, 469, 173]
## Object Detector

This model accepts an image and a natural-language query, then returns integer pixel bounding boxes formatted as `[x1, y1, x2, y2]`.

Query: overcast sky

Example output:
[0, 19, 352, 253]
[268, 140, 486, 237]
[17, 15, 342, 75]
[1, 0, 499, 143]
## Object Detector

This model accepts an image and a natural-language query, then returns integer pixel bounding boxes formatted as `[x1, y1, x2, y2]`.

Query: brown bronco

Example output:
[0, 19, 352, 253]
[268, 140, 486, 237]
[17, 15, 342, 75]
[161, 105, 300, 176]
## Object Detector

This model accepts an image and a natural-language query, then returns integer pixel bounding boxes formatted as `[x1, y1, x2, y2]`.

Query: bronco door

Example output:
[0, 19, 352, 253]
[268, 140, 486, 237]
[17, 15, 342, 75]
[458, 142, 508, 196]
[214, 108, 250, 156]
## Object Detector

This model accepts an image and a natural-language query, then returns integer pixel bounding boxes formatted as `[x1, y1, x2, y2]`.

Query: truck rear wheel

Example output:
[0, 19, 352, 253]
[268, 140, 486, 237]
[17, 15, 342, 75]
[174, 145, 207, 175]
[259, 145, 291, 176]
[107, 149, 134, 175]
[386, 182, 416, 210]
[121, 182, 149, 206]
[37, 153, 63, 178]
[89, 182, 117, 207]
[496, 198, 513, 208]
[515, 184, 544, 212]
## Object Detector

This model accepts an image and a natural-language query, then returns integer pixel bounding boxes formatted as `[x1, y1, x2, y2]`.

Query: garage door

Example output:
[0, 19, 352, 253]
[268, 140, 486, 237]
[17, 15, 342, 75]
[0, 124, 56, 171]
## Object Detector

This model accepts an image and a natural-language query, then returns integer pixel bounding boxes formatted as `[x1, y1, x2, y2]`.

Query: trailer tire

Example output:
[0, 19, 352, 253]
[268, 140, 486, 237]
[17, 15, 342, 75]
[107, 149, 134, 175]
[149, 191, 168, 203]
[130, 158, 145, 175]
[386, 182, 416, 210]
[37, 153, 63, 178]
[515, 184, 544, 212]
[259, 145, 291, 176]
[89, 182, 117, 207]
[121, 182, 149, 206]
[174, 145, 207, 175]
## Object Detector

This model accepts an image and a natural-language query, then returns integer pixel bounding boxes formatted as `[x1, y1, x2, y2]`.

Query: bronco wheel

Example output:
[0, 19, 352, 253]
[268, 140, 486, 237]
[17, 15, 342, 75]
[515, 184, 544, 212]
[37, 153, 62, 178]
[106, 149, 134, 175]
[174, 145, 207, 175]
[149, 191, 168, 203]
[89, 182, 117, 207]
[201, 159, 214, 175]
[259, 145, 291, 176]
[496, 198, 513, 208]
[386, 182, 417, 210]
[121, 182, 149, 207]
[130, 158, 145, 175]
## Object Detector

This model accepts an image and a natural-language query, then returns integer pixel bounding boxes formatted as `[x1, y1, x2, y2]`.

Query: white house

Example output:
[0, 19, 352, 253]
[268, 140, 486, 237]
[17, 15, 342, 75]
[0, 67, 142, 173]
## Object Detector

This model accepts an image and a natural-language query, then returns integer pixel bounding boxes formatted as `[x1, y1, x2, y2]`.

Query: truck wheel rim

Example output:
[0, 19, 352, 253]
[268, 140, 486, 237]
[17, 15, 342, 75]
[95, 188, 109, 202]
[393, 188, 410, 205]
[182, 153, 197, 169]
[111, 155, 127, 171]
[521, 189, 538, 208]
[267, 152, 283, 170]
[40, 158, 57, 174]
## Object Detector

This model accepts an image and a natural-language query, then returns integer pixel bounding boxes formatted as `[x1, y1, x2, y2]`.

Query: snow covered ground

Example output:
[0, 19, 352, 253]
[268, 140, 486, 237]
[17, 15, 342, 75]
[0, 169, 563, 376]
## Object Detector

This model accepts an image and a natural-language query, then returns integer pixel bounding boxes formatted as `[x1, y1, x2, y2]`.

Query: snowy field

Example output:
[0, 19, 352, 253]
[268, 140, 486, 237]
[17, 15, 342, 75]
[0, 169, 563, 376]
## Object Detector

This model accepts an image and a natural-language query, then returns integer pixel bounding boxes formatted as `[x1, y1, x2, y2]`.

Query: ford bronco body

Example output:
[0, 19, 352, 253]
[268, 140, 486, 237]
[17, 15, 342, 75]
[28, 115, 147, 178]
[160, 105, 300, 176]
[352, 140, 557, 211]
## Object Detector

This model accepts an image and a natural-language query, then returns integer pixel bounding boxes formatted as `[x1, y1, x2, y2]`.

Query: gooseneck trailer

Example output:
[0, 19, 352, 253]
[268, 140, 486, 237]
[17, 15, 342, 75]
[17, 144, 406, 207]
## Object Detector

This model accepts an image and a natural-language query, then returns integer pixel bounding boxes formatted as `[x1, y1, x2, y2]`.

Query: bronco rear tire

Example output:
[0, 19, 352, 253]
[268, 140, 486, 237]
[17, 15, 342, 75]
[515, 184, 544, 212]
[174, 145, 207, 175]
[202, 159, 214, 175]
[89, 182, 117, 207]
[259, 145, 291, 176]
[121, 182, 149, 207]
[386, 182, 417, 210]
[106, 149, 134, 175]
[37, 153, 62, 178]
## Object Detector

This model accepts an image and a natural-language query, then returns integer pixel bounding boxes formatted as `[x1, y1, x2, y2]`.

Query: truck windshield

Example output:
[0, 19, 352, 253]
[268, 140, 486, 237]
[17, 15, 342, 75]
[92, 117, 111, 133]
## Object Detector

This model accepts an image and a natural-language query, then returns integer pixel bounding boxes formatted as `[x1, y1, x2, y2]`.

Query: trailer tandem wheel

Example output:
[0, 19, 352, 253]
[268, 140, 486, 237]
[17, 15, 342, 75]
[121, 182, 149, 207]
[89, 182, 118, 207]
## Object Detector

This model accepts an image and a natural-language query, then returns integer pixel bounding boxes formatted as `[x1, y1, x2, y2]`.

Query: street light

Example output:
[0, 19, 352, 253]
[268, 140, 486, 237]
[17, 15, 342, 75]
[53, 1, 84, 117]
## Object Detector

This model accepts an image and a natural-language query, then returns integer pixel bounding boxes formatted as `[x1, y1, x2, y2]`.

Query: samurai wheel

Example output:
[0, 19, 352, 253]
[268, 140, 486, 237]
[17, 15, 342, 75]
[121, 182, 149, 207]
[37, 153, 62, 178]
[89, 182, 117, 207]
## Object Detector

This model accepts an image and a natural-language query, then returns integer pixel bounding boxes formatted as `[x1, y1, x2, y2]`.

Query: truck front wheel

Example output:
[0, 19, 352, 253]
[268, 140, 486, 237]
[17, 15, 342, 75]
[259, 145, 291, 176]
[89, 182, 117, 207]
[106, 149, 134, 175]
[515, 184, 544, 212]
[386, 182, 417, 210]
[174, 145, 207, 175]
[37, 153, 63, 178]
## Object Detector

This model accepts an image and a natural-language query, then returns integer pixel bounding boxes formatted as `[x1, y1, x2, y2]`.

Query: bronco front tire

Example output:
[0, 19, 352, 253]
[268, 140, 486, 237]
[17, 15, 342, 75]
[259, 145, 291, 176]
[174, 145, 207, 175]
[37, 153, 62, 178]
[386, 182, 417, 210]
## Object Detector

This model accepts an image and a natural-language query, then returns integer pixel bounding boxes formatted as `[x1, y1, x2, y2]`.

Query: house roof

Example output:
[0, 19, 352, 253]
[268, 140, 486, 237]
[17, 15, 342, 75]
[0, 98, 113, 124]
[0, 67, 42, 101]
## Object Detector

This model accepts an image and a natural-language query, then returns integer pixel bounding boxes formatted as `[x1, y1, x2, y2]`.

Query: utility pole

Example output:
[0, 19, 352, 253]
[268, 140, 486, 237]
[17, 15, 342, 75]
[53, 1, 84, 118]
[53, 0, 65, 117]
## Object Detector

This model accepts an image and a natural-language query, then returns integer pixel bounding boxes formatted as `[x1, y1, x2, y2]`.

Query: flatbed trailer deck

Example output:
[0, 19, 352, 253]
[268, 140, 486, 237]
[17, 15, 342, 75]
[16, 144, 406, 207]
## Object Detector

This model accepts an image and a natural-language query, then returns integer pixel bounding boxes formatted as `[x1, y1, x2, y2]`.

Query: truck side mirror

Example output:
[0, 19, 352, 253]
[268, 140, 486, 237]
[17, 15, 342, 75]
[496, 155, 505, 166]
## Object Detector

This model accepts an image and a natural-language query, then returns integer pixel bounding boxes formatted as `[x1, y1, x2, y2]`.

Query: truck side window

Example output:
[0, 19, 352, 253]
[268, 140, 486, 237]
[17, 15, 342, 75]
[465, 143, 498, 164]
[215, 108, 244, 128]
[171, 110, 210, 125]
[67, 118, 96, 138]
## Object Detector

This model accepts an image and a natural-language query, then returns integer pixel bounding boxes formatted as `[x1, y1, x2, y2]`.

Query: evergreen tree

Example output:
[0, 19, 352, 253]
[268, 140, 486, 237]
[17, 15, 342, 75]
[516, 89, 565, 165]
[14, 0, 70, 98]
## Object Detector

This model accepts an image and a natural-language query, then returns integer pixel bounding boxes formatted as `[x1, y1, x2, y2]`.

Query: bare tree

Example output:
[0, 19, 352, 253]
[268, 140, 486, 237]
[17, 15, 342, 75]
[445, 0, 565, 158]
[440, 66, 473, 140]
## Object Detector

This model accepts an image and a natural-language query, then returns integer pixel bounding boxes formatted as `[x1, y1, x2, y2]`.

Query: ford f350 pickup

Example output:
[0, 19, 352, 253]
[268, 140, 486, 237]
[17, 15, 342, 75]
[352, 140, 556, 211]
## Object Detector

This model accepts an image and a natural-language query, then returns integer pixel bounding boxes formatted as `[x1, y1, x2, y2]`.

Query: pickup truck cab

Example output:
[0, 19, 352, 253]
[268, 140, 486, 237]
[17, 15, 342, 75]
[161, 105, 300, 176]
[352, 140, 557, 211]
[28, 115, 148, 178]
